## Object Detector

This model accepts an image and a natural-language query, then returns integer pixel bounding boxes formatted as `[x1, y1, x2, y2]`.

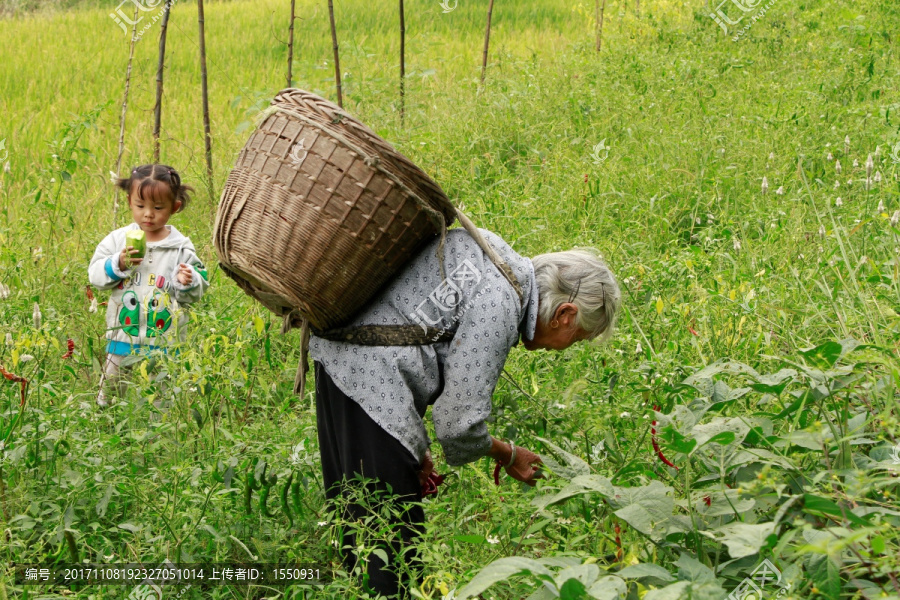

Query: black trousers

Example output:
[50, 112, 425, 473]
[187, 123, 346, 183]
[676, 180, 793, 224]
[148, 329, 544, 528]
[314, 361, 425, 598]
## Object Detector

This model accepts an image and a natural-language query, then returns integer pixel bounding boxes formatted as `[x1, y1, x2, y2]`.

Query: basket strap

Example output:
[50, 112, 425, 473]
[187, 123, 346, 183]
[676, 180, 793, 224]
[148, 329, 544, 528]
[294, 318, 312, 398]
[314, 324, 456, 345]
[455, 208, 525, 308]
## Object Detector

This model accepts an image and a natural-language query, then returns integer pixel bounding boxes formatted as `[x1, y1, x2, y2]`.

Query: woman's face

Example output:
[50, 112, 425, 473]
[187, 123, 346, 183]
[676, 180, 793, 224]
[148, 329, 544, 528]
[522, 303, 592, 351]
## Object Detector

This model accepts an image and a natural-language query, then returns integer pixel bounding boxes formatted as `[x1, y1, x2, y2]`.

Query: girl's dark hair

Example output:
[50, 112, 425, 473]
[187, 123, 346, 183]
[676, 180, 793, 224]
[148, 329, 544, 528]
[115, 164, 194, 213]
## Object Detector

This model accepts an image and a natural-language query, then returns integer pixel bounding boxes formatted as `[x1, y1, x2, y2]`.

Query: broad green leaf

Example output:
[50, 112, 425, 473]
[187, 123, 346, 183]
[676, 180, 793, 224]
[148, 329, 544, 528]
[537, 437, 591, 479]
[674, 554, 716, 584]
[808, 554, 840, 600]
[555, 564, 600, 591]
[682, 361, 759, 387]
[799, 341, 842, 369]
[694, 489, 755, 518]
[749, 369, 797, 394]
[532, 475, 614, 510]
[453, 534, 486, 544]
[610, 481, 689, 542]
[617, 563, 676, 585]
[118, 522, 141, 532]
[644, 581, 690, 600]
[587, 576, 627, 600]
[559, 578, 588, 600]
[700, 522, 775, 558]
[457, 557, 555, 600]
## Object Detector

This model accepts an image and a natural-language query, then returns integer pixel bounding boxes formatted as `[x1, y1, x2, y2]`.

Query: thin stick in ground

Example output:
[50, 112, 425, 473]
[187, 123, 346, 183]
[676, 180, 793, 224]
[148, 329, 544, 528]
[596, 0, 607, 51]
[327, 0, 343, 108]
[198, 0, 214, 200]
[287, 0, 296, 88]
[153, 0, 173, 163]
[399, 0, 405, 123]
[114, 3, 141, 226]
[480, 0, 495, 88]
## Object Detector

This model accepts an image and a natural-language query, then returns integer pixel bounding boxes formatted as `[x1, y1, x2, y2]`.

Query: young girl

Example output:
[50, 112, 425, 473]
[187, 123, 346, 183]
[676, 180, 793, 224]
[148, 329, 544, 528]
[88, 164, 210, 406]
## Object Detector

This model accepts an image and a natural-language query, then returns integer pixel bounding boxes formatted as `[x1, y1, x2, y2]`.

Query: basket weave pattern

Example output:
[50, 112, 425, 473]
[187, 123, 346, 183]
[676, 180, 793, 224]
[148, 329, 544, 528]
[214, 89, 456, 331]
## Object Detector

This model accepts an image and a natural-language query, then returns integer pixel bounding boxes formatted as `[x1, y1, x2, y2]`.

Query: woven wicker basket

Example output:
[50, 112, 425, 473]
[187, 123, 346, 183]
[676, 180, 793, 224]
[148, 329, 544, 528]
[214, 89, 457, 331]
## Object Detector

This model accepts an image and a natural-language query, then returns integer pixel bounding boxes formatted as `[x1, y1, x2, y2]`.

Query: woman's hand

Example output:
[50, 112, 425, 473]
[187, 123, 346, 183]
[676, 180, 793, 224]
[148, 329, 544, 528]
[418, 449, 434, 488]
[488, 437, 543, 486]
[505, 445, 543, 486]
[119, 246, 142, 271]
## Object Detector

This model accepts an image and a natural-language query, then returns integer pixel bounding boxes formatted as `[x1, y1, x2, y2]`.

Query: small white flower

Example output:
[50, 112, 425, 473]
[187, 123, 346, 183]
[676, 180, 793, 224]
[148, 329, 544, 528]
[768, 152, 775, 161]
[866, 177, 873, 190]
[877, 200, 885, 213]
[2, 162, 9, 173]
[317, 521, 329, 527]
[733, 239, 742, 251]
[775, 186, 784, 195]
[49, 178, 55, 183]
[835, 160, 842, 174]
[852, 159, 859, 168]
[290, 441, 306, 465]
[619, 411, 631, 418]
[695, 217, 701, 225]
[32, 302, 42, 329]
[20, 354, 34, 363]
[635, 342, 643, 355]
[834, 180, 840, 189]
[553, 403, 567, 410]
[761, 176, 769, 194]
[866, 154, 874, 177]
[32, 247, 42, 261]
[858, 255, 868, 267]
[5, 333, 12, 346]
[835, 197, 843, 207]
[109, 170, 119, 183]
[486, 535, 500, 544]
[874, 171, 883, 183]
[847, 179, 853, 186]
[0, 283, 8, 299]
[89, 297, 98, 313]
[818, 224, 827, 238]
[845, 135, 850, 153]
[891, 210, 900, 228]
[826, 152, 834, 161]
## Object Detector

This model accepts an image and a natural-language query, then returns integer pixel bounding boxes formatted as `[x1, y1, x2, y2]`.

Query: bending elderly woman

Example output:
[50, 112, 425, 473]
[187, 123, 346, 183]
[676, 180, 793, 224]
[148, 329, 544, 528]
[308, 227, 620, 598]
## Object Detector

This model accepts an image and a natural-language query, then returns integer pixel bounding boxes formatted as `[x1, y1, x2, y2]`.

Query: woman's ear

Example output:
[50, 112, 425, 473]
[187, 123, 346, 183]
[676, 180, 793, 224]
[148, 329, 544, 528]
[555, 302, 579, 326]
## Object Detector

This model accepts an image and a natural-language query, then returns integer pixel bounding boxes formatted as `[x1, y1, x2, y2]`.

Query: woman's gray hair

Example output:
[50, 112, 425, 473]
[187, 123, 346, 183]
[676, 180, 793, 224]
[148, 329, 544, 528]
[531, 249, 621, 343]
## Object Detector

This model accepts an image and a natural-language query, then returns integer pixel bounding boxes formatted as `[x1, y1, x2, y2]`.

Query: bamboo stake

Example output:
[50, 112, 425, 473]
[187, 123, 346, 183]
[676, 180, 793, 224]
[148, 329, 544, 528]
[399, 0, 405, 123]
[287, 0, 296, 87]
[597, 0, 607, 51]
[636, 0, 639, 17]
[113, 3, 141, 226]
[153, 0, 173, 163]
[327, 0, 343, 107]
[480, 0, 495, 88]
[198, 0, 214, 200]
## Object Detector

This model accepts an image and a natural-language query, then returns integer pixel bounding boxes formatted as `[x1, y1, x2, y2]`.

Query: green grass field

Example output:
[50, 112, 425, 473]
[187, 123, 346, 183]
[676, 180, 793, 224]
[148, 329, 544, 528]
[1, 0, 900, 597]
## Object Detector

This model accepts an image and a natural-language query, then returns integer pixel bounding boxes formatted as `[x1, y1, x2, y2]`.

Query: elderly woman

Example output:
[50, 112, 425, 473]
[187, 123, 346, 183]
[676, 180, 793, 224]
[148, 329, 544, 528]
[308, 226, 620, 598]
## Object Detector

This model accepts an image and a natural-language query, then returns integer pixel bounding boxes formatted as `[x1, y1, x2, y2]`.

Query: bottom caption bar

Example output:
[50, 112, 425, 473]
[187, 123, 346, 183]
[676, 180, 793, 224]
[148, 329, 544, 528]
[14, 563, 330, 586]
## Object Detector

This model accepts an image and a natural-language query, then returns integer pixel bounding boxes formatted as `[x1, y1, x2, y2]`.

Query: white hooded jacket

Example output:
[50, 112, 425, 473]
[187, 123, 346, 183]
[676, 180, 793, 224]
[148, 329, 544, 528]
[88, 223, 209, 355]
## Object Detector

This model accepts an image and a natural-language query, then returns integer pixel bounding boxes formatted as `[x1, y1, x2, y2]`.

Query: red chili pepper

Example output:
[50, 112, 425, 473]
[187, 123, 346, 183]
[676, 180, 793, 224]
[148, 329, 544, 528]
[422, 472, 445, 496]
[584, 173, 589, 183]
[614, 520, 623, 563]
[0, 363, 28, 407]
[704, 495, 712, 507]
[61, 338, 75, 359]
[651, 405, 679, 470]
[688, 326, 699, 336]
[85, 285, 95, 301]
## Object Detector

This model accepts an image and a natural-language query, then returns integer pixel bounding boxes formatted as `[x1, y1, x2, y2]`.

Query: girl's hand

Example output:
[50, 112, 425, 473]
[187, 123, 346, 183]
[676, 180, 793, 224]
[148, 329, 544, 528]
[176, 264, 193, 286]
[505, 445, 543, 486]
[119, 246, 142, 270]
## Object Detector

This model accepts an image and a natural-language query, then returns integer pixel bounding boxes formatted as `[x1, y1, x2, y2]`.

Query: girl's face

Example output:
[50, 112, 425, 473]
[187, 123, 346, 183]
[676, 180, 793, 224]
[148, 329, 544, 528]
[129, 187, 181, 240]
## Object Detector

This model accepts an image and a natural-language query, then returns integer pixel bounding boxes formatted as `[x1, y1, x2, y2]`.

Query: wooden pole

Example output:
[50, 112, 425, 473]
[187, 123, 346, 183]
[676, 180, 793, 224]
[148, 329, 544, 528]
[597, 0, 606, 51]
[399, 0, 405, 123]
[480, 0, 495, 88]
[287, 0, 296, 87]
[198, 0, 214, 199]
[153, 0, 173, 163]
[114, 3, 141, 225]
[327, 0, 343, 108]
